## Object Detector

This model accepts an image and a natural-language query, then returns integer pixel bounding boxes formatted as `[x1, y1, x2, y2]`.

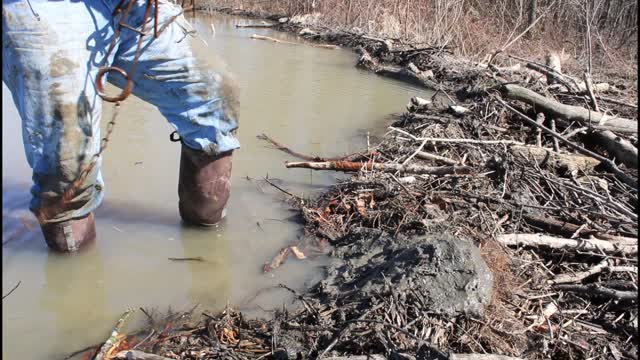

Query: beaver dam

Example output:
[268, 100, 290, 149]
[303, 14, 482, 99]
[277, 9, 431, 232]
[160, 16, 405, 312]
[22, 7, 640, 360]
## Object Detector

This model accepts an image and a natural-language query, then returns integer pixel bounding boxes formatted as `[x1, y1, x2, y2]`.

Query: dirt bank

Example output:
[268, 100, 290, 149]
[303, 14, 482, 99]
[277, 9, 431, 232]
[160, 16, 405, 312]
[74, 8, 638, 360]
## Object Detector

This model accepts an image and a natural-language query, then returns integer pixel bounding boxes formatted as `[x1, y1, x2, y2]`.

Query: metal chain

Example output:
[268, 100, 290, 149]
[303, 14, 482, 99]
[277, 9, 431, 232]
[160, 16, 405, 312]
[37, 0, 182, 223]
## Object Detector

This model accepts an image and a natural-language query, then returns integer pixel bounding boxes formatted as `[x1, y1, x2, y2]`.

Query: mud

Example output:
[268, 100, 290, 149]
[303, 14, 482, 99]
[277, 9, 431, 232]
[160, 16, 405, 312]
[319, 229, 493, 318]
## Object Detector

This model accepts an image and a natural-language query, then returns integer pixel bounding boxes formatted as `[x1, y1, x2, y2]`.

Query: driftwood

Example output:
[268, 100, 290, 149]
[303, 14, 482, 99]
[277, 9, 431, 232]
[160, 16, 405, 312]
[593, 130, 638, 169]
[285, 161, 472, 175]
[501, 84, 637, 134]
[510, 145, 601, 173]
[497, 233, 637, 256]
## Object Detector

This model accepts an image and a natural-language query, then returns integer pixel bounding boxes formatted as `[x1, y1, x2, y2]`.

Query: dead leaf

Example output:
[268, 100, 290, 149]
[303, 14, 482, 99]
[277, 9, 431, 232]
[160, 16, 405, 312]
[290, 246, 306, 260]
[263, 247, 291, 273]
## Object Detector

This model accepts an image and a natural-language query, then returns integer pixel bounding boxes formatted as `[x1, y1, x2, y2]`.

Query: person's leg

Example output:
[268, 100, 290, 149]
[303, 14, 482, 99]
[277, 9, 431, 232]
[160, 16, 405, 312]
[2, 0, 115, 251]
[108, 0, 240, 226]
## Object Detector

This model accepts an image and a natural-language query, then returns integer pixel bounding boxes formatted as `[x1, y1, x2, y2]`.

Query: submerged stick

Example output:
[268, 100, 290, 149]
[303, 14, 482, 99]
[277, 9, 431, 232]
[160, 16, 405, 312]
[2, 280, 21, 300]
[168, 257, 204, 262]
[285, 160, 472, 175]
[94, 308, 135, 360]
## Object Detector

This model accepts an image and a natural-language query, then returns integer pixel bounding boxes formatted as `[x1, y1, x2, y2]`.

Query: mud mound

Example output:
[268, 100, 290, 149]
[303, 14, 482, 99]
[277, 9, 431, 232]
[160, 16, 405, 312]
[318, 230, 493, 318]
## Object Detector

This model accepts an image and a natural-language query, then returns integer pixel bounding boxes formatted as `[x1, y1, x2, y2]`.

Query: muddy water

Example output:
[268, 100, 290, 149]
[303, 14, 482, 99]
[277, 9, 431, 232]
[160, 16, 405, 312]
[2, 13, 429, 359]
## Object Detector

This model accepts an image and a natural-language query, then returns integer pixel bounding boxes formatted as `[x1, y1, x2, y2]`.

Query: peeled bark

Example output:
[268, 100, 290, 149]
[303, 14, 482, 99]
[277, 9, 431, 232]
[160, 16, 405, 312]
[501, 84, 637, 134]
[497, 233, 637, 255]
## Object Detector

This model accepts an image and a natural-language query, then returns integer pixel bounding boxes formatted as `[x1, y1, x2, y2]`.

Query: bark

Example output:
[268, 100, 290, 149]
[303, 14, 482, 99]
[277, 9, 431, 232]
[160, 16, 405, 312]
[285, 161, 473, 175]
[94, 309, 136, 360]
[501, 84, 637, 134]
[497, 233, 637, 255]
[593, 130, 638, 169]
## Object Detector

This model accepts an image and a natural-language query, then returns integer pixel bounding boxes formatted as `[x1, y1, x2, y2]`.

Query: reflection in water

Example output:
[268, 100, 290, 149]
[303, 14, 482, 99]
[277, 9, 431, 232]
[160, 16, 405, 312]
[2, 12, 429, 360]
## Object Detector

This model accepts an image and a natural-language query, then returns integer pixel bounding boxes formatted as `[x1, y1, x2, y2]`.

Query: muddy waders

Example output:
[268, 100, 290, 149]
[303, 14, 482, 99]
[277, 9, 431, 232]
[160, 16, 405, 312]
[2, 0, 240, 252]
[178, 147, 233, 226]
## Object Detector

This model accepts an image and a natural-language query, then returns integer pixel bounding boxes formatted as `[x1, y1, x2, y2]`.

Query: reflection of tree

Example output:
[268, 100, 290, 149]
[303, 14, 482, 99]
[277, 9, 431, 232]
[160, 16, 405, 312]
[178, 221, 231, 311]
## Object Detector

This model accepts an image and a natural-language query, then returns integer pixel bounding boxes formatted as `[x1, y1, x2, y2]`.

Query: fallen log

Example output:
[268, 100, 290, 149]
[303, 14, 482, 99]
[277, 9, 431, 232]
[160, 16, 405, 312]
[592, 130, 638, 169]
[509, 145, 601, 173]
[501, 84, 637, 134]
[497, 233, 637, 256]
[285, 161, 473, 175]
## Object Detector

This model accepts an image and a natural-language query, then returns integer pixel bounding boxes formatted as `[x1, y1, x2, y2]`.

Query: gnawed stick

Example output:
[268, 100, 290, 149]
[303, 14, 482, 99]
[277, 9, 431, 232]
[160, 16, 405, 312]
[549, 259, 638, 285]
[94, 308, 135, 360]
[285, 160, 473, 175]
[497, 233, 637, 256]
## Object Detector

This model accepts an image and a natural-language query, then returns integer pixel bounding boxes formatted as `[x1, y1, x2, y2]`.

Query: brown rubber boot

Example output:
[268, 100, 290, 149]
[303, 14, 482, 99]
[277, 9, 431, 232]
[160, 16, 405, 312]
[178, 145, 233, 226]
[40, 213, 96, 252]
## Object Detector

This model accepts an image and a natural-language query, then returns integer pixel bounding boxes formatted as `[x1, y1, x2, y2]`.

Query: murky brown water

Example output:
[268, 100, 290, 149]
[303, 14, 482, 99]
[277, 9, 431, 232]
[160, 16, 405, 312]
[2, 13, 428, 359]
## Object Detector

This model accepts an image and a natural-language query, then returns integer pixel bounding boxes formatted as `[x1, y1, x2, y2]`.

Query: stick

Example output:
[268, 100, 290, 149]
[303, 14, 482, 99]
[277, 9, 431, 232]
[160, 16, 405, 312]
[285, 160, 472, 175]
[497, 233, 637, 256]
[94, 309, 135, 360]
[554, 283, 637, 301]
[168, 257, 204, 262]
[2, 280, 21, 300]
[496, 97, 638, 188]
[549, 259, 638, 285]
[390, 126, 525, 145]
[415, 150, 459, 165]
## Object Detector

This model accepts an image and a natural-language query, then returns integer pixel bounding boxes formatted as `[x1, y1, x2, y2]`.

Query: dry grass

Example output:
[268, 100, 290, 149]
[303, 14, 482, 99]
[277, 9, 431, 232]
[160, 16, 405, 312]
[200, 0, 638, 78]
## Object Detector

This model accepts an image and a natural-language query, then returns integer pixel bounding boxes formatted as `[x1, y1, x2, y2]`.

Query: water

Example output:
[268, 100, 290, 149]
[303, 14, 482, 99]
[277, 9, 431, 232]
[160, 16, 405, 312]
[2, 13, 429, 359]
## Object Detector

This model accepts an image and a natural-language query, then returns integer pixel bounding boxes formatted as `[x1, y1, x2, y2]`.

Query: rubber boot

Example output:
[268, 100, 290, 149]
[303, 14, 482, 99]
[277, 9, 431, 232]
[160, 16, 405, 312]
[40, 213, 96, 252]
[178, 145, 233, 226]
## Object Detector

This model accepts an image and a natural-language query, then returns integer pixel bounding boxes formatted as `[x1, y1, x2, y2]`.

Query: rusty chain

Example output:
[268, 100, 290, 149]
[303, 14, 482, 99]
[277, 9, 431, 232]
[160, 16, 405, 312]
[37, 0, 182, 223]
